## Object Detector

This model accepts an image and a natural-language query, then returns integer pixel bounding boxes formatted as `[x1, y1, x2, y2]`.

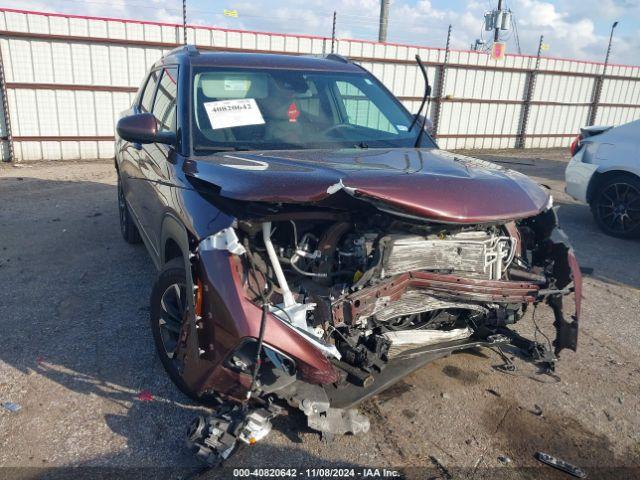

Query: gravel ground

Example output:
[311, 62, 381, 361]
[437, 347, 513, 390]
[0, 149, 639, 480]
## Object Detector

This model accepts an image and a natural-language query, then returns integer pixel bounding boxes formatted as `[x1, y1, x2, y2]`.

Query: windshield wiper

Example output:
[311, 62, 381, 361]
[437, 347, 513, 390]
[194, 145, 254, 153]
[408, 54, 432, 148]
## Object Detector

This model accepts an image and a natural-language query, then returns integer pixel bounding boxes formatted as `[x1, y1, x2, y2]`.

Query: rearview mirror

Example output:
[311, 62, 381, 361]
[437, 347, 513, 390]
[116, 113, 176, 145]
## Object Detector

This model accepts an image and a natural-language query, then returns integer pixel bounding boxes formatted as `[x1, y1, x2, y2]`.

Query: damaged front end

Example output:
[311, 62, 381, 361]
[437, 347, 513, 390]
[182, 179, 581, 463]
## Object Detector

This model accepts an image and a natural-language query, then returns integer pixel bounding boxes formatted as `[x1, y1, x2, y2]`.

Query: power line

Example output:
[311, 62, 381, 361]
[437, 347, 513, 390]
[512, 13, 522, 54]
[24, 0, 435, 30]
[21, 0, 448, 34]
[26, 0, 390, 28]
[15, 0, 458, 48]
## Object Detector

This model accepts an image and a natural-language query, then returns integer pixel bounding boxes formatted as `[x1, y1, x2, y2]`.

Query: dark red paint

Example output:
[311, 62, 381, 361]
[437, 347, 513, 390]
[187, 148, 550, 224]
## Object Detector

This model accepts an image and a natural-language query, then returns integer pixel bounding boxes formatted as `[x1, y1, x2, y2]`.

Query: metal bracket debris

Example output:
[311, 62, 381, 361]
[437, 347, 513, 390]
[535, 451, 587, 478]
[187, 403, 283, 467]
[306, 407, 370, 437]
[490, 345, 517, 372]
[200, 228, 246, 255]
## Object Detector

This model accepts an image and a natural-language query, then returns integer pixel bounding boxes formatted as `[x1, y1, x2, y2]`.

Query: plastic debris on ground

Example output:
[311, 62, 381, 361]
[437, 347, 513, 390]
[2, 402, 22, 412]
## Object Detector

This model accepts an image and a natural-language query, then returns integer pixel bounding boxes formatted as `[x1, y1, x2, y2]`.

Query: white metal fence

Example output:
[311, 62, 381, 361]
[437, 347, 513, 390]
[1, 7, 639, 161]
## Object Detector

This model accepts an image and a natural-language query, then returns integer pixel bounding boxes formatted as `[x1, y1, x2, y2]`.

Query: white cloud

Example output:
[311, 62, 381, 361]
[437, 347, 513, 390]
[4, 0, 639, 64]
[414, 0, 446, 19]
[504, 0, 603, 60]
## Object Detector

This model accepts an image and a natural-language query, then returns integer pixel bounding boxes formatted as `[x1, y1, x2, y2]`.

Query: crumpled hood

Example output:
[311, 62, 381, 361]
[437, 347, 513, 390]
[183, 148, 550, 223]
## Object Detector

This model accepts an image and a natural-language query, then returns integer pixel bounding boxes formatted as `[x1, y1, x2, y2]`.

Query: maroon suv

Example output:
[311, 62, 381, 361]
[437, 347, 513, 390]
[115, 46, 581, 464]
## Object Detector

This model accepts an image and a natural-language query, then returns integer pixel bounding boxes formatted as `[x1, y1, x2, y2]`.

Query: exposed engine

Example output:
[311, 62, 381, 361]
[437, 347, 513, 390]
[233, 212, 567, 383]
[186, 202, 579, 465]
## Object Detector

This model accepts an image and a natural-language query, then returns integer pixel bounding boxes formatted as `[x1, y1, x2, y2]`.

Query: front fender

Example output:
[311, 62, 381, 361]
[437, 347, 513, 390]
[193, 248, 339, 397]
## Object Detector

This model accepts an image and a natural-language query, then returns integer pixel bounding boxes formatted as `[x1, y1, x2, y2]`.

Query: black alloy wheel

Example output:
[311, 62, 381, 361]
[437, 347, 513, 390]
[591, 175, 640, 239]
[150, 258, 199, 400]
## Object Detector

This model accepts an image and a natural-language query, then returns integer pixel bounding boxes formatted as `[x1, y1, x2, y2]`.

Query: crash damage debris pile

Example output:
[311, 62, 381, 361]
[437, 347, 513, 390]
[176, 150, 582, 466]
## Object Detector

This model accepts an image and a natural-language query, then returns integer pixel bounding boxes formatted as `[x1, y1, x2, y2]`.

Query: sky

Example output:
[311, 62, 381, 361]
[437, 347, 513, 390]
[2, 0, 639, 65]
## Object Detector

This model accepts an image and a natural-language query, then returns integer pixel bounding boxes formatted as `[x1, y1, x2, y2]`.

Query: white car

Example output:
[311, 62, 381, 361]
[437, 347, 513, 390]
[565, 119, 640, 238]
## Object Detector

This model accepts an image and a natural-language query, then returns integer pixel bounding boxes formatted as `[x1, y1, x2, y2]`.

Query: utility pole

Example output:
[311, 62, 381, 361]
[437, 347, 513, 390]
[331, 11, 337, 54]
[378, 0, 389, 43]
[493, 0, 503, 43]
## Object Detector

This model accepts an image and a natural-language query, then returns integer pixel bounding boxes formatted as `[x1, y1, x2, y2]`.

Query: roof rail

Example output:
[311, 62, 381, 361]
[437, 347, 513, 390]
[165, 44, 199, 57]
[325, 53, 350, 64]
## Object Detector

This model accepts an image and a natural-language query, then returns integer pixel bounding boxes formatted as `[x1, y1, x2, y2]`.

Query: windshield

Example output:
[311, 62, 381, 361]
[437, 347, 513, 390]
[191, 67, 435, 153]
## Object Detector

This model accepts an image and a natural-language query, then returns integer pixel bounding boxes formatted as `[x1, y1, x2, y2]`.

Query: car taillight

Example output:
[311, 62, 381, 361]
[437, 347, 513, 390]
[570, 134, 583, 157]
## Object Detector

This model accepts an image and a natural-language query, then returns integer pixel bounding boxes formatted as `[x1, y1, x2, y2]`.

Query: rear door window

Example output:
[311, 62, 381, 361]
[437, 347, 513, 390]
[152, 67, 178, 133]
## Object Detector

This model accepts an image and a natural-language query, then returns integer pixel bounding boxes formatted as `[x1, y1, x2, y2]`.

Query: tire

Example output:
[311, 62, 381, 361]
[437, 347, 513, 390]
[149, 258, 200, 400]
[590, 174, 640, 239]
[118, 176, 142, 244]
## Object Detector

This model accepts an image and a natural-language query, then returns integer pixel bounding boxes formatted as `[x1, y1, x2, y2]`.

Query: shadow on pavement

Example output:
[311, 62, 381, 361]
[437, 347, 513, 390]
[0, 176, 209, 470]
[0, 176, 368, 473]
[4, 445, 368, 480]
[556, 203, 640, 289]
[474, 152, 569, 183]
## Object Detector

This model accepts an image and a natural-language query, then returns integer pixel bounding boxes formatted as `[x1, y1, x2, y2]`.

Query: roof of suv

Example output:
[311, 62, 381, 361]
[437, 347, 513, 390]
[161, 47, 363, 73]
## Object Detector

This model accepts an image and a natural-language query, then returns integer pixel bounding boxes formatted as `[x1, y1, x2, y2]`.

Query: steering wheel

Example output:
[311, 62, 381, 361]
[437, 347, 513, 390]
[321, 123, 355, 138]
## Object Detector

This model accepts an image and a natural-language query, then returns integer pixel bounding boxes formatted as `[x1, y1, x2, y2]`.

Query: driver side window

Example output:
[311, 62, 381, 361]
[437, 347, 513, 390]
[139, 70, 161, 113]
[334, 81, 396, 134]
[152, 67, 178, 133]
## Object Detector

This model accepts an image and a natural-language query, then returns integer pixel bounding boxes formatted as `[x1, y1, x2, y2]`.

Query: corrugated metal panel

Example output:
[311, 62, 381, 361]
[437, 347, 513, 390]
[2, 8, 640, 161]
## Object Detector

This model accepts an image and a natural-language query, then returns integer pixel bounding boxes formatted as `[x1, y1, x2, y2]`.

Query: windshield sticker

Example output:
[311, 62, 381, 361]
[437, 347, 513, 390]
[287, 103, 300, 123]
[203, 99, 265, 130]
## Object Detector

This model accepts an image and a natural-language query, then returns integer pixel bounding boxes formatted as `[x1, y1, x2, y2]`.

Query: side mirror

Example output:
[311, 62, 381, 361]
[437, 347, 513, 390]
[116, 113, 176, 145]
